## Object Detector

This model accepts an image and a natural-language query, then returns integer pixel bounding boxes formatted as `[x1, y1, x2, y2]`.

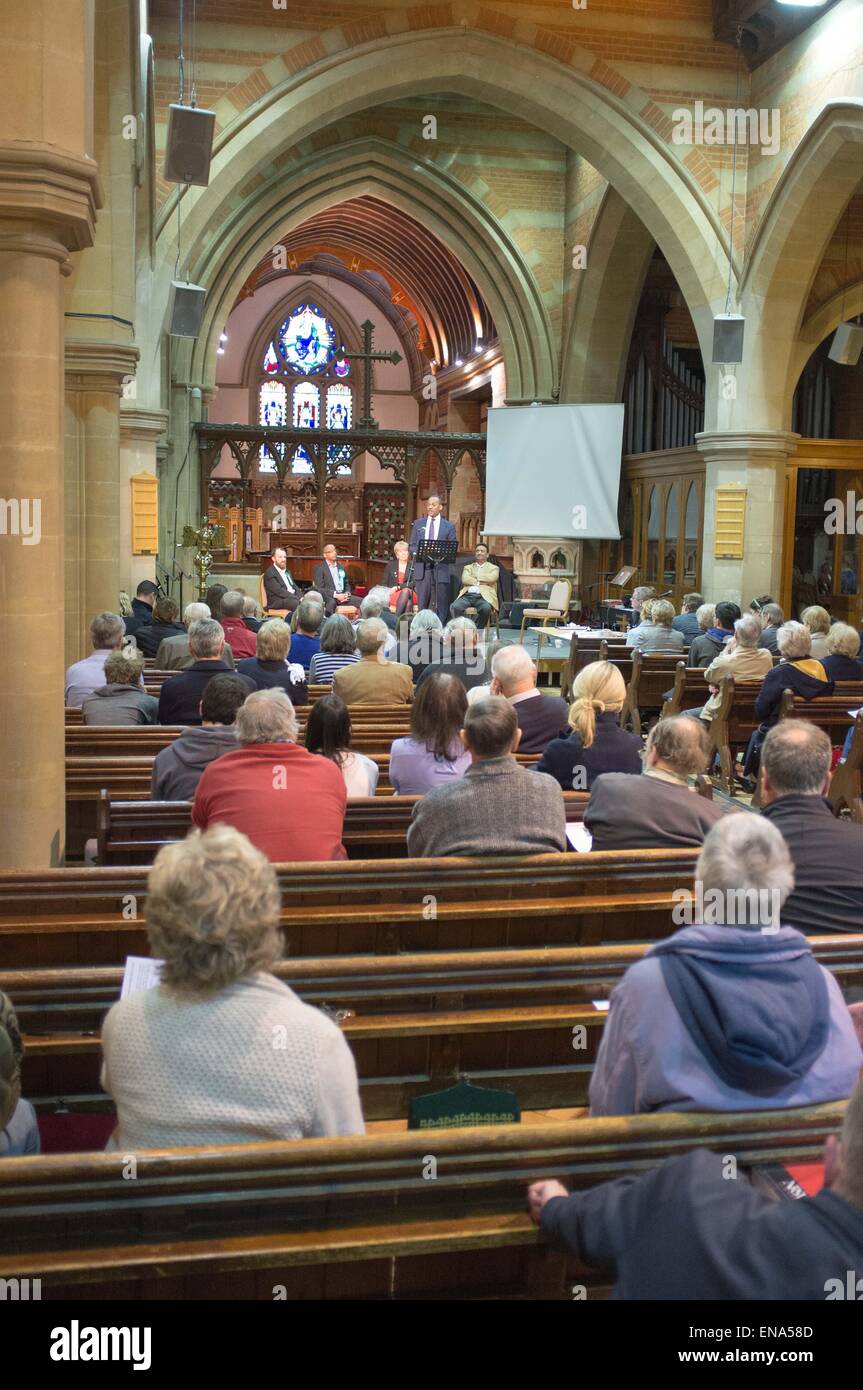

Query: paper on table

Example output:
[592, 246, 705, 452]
[591, 1001, 610, 1012]
[848, 708, 863, 719]
[566, 822, 593, 853]
[120, 955, 164, 999]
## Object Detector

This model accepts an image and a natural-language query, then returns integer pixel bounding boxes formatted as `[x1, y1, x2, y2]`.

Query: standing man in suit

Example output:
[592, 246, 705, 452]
[450, 543, 500, 630]
[263, 547, 300, 615]
[312, 544, 354, 616]
[408, 495, 457, 619]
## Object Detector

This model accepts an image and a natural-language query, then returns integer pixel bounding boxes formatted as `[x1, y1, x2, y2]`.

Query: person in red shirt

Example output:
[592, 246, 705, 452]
[192, 688, 347, 861]
[218, 590, 258, 659]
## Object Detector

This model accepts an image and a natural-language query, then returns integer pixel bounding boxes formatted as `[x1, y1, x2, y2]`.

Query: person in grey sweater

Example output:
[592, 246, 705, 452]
[406, 696, 567, 857]
[101, 824, 364, 1150]
[624, 598, 685, 654]
[150, 674, 248, 800]
[81, 649, 158, 725]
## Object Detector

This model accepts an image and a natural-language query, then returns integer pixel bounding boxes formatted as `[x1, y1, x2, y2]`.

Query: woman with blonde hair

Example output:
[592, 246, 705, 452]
[801, 604, 832, 660]
[534, 660, 643, 791]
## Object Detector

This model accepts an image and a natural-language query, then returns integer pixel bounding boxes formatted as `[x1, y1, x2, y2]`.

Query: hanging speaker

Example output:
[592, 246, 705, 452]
[712, 314, 745, 365]
[828, 322, 863, 366]
[163, 103, 216, 186]
[169, 281, 207, 338]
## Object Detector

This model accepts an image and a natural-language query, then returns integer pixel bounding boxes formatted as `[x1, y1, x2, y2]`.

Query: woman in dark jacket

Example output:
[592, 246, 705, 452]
[534, 661, 643, 791]
[236, 619, 308, 706]
[744, 622, 832, 778]
[134, 597, 186, 658]
[822, 622, 863, 683]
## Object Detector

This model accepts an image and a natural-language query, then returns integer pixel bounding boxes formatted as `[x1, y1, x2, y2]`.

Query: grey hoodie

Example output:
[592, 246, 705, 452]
[150, 725, 238, 801]
[81, 684, 158, 726]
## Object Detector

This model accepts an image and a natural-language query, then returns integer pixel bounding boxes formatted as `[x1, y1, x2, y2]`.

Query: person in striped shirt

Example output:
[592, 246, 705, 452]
[309, 613, 361, 685]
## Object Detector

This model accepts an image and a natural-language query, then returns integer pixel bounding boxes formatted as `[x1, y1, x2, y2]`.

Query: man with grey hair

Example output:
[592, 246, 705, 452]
[628, 584, 656, 628]
[490, 643, 568, 753]
[359, 584, 399, 641]
[406, 695, 566, 857]
[672, 592, 703, 646]
[415, 616, 487, 692]
[155, 601, 238, 671]
[756, 601, 784, 655]
[158, 618, 254, 725]
[333, 617, 412, 704]
[587, 811, 861, 1117]
[584, 715, 724, 850]
[697, 612, 773, 723]
[65, 612, 128, 707]
[192, 688, 347, 862]
[760, 718, 863, 933]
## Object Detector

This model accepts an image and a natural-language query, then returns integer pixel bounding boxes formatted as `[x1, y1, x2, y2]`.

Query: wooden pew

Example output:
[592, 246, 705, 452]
[0, 1105, 844, 1299]
[708, 677, 765, 795]
[561, 638, 630, 703]
[0, 850, 702, 968]
[95, 790, 592, 864]
[621, 650, 686, 734]
[829, 712, 863, 824]
[661, 666, 711, 718]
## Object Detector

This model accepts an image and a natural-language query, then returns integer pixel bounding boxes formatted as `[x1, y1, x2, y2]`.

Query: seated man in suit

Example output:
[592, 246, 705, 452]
[408, 495, 458, 618]
[158, 619, 255, 725]
[262, 546, 301, 615]
[490, 644, 568, 755]
[450, 543, 499, 631]
[406, 696, 566, 857]
[312, 544, 357, 617]
[584, 715, 725, 850]
[332, 618, 413, 705]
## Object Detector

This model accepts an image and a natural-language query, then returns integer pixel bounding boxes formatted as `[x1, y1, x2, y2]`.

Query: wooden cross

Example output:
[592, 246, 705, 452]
[347, 319, 402, 429]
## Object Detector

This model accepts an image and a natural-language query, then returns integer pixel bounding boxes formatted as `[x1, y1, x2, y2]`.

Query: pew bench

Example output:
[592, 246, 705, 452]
[621, 650, 686, 734]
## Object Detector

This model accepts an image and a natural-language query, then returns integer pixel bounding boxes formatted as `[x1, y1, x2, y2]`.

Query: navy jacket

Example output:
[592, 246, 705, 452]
[761, 795, 863, 933]
[755, 660, 833, 725]
[540, 1147, 863, 1300]
[157, 660, 255, 726]
[671, 612, 700, 645]
[134, 620, 186, 660]
[408, 515, 458, 580]
[823, 653, 863, 682]
[534, 712, 643, 790]
[512, 693, 569, 755]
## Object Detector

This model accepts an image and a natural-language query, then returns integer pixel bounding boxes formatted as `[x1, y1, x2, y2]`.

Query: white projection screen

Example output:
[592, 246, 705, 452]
[484, 403, 624, 538]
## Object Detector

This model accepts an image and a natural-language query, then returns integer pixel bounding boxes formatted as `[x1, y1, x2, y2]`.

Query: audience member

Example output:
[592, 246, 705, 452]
[588, 813, 861, 1117]
[289, 597, 324, 670]
[697, 613, 773, 723]
[333, 618, 413, 704]
[192, 689, 347, 861]
[359, 585, 399, 638]
[466, 639, 514, 705]
[822, 622, 863, 682]
[406, 696, 567, 857]
[757, 601, 784, 654]
[204, 583, 227, 620]
[100, 825, 363, 1148]
[688, 600, 740, 668]
[236, 619, 308, 704]
[802, 604, 832, 660]
[65, 612, 127, 707]
[403, 609, 444, 681]
[584, 716, 724, 850]
[242, 595, 264, 632]
[122, 579, 158, 638]
[625, 598, 685, 653]
[155, 601, 236, 670]
[219, 590, 258, 659]
[672, 592, 703, 646]
[158, 619, 254, 725]
[415, 616, 487, 691]
[390, 673, 471, 794]
[308, 614, 360, 686]
[0, 992, 40, 1156]
[753, 620, 832, 726]
[151, 674, 248, 801]
[628, 585, 656, 627]
[133, 596, 186, 659]
[534, 662, 642, 790]
[490, 645, 568, 754]
[760, 720, 863, 934]
[82, 649, 158, 726]
[527, 1073, 863, 1300]
[305, 692, 379, 798]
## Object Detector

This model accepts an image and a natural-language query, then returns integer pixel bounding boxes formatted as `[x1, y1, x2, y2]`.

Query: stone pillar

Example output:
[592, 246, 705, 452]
[64, 341, 139, 660]
[0, 3, 101, 868]
[119, 406, 169, 598]
[696, 431, 799, 609]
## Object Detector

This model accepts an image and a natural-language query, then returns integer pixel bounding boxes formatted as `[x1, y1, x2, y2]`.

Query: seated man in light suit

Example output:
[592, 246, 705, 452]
[312, 544, 357, 617]
[408, 495, 458, 619]
[263, 547, 301, 615]
[450, 543, 499, 631]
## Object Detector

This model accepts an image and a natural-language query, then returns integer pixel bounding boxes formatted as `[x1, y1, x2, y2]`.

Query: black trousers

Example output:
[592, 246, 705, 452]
[450, 594, 494, 629]
[417, 566, 451, 619]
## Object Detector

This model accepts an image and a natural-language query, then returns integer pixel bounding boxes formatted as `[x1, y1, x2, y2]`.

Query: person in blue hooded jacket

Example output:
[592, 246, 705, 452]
[588, 812, 862, 1117]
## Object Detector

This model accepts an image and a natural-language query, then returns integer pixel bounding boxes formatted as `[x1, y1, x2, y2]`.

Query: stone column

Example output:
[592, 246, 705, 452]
[0, 0, 101, 867]
[64, 340, 139, 661]
[696, 431, 799, 609]
[119, 406, 169, 597]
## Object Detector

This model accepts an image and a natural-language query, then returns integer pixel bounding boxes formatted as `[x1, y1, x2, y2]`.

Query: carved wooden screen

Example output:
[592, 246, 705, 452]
[363, 484, 406, 561]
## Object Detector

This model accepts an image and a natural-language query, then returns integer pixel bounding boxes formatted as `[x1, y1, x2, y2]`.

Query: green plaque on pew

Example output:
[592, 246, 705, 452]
[408, 1078, 520, 1130]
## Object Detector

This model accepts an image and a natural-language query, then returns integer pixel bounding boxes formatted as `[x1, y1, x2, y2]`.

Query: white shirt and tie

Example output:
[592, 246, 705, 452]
[327, 561, 342, 593]
[424, 515, 440, 542]
[273, 566, 295, 594]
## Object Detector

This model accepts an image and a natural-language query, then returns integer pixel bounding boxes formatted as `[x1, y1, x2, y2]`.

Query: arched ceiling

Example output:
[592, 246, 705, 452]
[236, 195, 497, 368]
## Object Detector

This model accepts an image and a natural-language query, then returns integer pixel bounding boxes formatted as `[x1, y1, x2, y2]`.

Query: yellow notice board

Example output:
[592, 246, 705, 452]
[714, 487, 746, 559]
[131, 472, 158, 555]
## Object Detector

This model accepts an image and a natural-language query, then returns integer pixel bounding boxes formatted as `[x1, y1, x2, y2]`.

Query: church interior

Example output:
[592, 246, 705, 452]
[2, 0, 863, 1320]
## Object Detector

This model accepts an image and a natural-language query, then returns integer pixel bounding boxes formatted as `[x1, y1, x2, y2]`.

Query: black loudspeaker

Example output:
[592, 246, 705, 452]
[163, 103, 216, 186]
[168, 281, 207, 338]
[712, 313, 745, 365]
[828, 322, 863, 366]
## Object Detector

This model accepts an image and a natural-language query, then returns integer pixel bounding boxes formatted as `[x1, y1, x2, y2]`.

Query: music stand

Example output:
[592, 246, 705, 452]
[416, 536, 458, 618]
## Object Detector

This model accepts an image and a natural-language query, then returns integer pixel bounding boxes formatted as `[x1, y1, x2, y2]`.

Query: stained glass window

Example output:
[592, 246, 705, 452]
[278, 304, 336, 375]
[326, 383, 353, 474]
[258, 380, 287, 472]
[262, 341, 279, 375]
[290, 383, 319, 473]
